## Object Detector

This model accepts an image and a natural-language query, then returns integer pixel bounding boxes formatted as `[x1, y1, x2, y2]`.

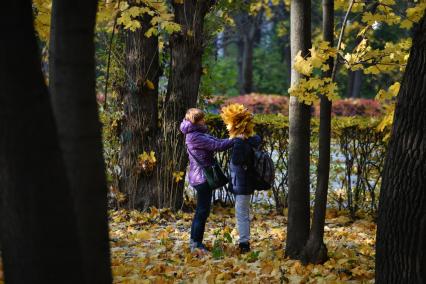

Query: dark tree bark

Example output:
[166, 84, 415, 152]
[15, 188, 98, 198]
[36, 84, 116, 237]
[273, 1, 291, 87]
[285, 0, 312, 259]
[158, 0, 214, 210]
[301, 0, 334, 265]
[48, 0, 112, 282]
[234, 9, 263, 94]
[119, 3, 160, 210]
[241, 36, 254, 93]
[0, 1, 84, 283]
[376, 15, 426, 283]
[346, 69, 363, 98]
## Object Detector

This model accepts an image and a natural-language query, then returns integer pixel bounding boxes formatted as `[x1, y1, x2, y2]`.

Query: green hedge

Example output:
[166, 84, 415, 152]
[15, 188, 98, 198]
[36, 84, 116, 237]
[205, 114, 389, 215]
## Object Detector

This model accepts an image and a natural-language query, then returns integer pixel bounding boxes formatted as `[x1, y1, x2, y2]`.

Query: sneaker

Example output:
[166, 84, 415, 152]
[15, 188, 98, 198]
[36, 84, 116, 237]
[239, 242, 250, 254]
[190, 240, 209, 255]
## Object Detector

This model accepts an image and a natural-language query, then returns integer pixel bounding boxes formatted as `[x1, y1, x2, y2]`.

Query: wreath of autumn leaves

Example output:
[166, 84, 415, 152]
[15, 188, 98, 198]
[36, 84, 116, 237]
[220, 103, 255, 138]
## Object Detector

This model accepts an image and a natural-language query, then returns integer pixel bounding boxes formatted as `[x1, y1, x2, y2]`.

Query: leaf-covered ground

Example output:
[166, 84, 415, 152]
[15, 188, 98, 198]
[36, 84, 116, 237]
[110, 206, 376, 283]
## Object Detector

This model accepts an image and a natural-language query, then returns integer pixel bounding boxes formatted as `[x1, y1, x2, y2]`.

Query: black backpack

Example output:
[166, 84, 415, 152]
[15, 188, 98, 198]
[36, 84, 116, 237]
[251, 147, 275, 191]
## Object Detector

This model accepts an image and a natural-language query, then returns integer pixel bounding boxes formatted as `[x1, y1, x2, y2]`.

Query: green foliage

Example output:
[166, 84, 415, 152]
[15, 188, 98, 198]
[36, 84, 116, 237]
[201, 54, 239, 98]
[253, 41, 290, 94]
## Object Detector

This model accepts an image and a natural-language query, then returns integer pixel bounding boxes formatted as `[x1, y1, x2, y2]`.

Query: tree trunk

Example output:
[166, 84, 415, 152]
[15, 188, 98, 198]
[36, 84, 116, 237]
[346, 70, 362, 98]
[119, 3, 160, 210]
[301, 0, 333, 265]
[274, 1, 291, 87]
[234, 10, 263, 95]
[48, 0, 112, 282]
[376, 15, 426, 283]
[346, 70, 354, 98]
[285, 0, 311, 259]
[159, 0, 213, 210]
[241, 36, 254, 94]
[351, 70, 362, 97]
[0, 1, 84, 283]
[237, 38, 245, 94]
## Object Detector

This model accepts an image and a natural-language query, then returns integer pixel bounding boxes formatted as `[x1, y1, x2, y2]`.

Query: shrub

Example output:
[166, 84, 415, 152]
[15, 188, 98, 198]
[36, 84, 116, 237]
[209, 94, 384, 117]
[206, 114, 389, 215]
[314, 98, 383, 117]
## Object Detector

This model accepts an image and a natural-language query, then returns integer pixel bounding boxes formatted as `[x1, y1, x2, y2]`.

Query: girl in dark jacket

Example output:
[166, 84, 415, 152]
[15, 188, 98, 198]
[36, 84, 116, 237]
[221, 104, 260, 253]
[180, 108, 234, 255]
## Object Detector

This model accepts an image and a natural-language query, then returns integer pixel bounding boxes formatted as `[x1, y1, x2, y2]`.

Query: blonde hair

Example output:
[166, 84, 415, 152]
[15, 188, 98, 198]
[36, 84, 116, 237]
[220, 104, 255, 138]
[185, 108, 205, 124]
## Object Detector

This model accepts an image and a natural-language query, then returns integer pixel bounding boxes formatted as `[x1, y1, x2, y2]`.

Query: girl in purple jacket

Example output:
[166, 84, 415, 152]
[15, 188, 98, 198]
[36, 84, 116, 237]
[180, 108, 234, 255]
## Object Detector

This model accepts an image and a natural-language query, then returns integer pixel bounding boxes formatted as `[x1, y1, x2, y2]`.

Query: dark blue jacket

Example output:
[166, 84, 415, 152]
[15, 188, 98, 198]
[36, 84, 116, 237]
[229, 135, 262, 195]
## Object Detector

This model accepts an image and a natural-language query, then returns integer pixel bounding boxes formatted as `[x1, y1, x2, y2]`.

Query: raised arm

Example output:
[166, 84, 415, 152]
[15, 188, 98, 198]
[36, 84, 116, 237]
[193, 133, 234, 152]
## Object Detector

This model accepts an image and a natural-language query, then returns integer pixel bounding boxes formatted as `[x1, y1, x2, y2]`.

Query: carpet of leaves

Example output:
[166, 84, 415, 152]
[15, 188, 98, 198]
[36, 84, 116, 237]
[110, 206, 376, 284]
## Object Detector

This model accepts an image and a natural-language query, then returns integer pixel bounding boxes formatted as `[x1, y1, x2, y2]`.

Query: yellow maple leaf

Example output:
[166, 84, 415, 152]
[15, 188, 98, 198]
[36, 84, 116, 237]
[145, 79, 155, 90]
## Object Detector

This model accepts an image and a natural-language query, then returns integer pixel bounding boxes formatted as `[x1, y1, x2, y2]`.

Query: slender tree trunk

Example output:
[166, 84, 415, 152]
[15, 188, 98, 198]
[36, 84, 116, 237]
[351, 70, 362, 97]
[234, 10, 262, 95]
[242, 36, 254, 94]
[346, 70, 362, 98]
[48, 0, 112, 282]
[285, 0, 311, 259]
[376, 15, 426, 283]
[119, 3, 160, 210]
[159, 0, 213, 210]
[0, 1, 84, 283]
[274, 1, 291, 87]
[222, 25, 233, 57]
[346, 70, 354, 98]
[237, 38, 245, 94]
[301, 0, 333, 264]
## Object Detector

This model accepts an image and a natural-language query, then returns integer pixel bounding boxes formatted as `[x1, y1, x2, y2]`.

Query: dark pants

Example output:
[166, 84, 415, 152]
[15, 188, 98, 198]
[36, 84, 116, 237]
[190, 182, 213, 244]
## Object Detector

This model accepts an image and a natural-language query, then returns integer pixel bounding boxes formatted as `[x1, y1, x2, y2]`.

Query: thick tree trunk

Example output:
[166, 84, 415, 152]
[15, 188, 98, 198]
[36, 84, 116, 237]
[0, 1, 84, 283]
[376, 15, 426, 283]
[119, 4, 160, 210]
[301, 0, 333, 265]
[285, 0, 311, 259]
[48, 0, 112, 282]
[159, 0, 213, 210]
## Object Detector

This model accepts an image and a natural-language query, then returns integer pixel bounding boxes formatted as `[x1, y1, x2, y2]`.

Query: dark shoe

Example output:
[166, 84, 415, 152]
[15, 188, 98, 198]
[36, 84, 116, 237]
[239, 242, 250, 254]
[190, 240, 209, 255]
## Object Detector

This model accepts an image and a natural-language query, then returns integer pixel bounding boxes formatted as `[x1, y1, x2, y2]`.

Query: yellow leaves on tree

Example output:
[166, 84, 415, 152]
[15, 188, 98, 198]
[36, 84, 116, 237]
[376, 82, 400, 138]
[220, 104, 255, 138]
[344, 38, 411, 74]
[400, 3, 426, 29]
[172, 171, 185, 183]
[138, 151, 157, 173]
[290, 41, 338, 105]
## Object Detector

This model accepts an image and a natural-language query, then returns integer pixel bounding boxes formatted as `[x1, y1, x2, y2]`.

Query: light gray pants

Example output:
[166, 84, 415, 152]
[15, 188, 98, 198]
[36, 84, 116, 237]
[235, 195, 251, 243]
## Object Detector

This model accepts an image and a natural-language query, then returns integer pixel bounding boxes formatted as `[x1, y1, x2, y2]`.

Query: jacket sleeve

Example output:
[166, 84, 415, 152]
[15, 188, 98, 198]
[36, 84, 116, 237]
[231, 139, 246, 165]
[194, 134, 234, 152]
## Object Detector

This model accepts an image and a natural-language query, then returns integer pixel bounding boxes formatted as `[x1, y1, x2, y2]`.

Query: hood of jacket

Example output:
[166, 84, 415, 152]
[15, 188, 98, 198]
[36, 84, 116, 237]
[180, 119, 208, 135]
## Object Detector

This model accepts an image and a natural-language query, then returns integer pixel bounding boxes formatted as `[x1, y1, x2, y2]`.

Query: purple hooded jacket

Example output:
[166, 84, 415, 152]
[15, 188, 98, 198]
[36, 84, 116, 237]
[180, 119, 234, 187]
